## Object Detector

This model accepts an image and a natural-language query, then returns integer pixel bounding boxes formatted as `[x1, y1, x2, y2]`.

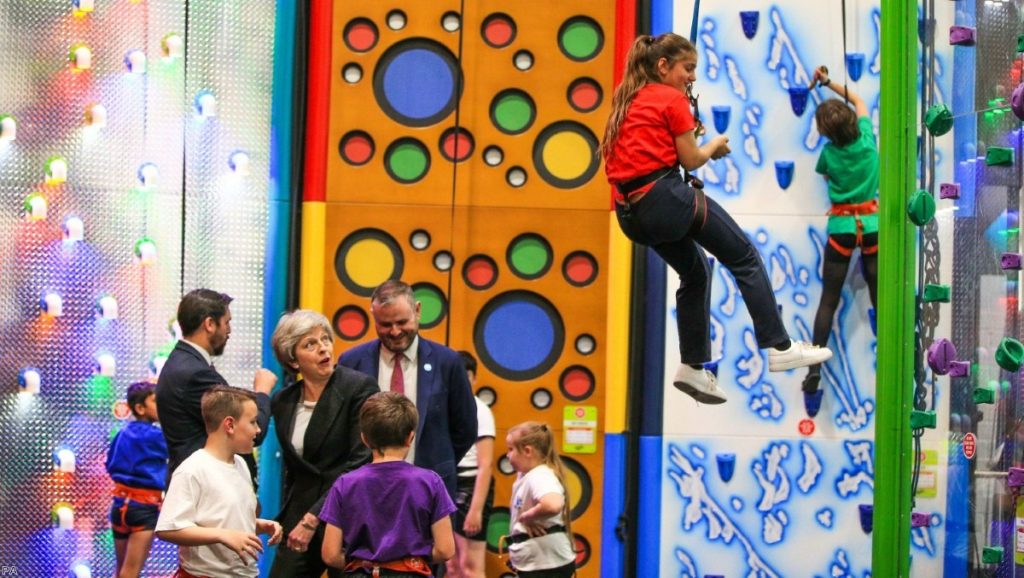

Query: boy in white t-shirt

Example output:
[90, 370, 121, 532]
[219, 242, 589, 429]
[156, 386, 283, 578]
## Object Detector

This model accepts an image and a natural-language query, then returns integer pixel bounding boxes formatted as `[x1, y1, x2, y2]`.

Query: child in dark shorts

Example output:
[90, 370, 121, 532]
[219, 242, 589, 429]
[106, 381, 168, 578]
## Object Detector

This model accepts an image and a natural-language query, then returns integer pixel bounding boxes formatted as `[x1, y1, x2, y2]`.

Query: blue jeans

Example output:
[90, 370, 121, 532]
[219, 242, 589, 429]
[615, 172, 788, 364]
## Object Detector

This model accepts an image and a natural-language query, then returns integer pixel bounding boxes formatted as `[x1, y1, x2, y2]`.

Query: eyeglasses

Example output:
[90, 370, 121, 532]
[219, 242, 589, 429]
[298, 334, 333, 353]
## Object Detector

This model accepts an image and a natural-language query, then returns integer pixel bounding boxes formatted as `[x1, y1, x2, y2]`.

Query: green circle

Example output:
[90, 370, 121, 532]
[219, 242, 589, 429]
[486, 509, 511, 552]
[388, 141, 429, 182]
[510, 237, 551, 277]
[493, 92, 535, 134]
[561, 20, 600, 60]
[415, 285, 445, 327]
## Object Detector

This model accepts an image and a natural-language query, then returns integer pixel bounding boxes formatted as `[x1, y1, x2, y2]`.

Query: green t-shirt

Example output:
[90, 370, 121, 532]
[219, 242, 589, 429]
[815, 116, 880, 235]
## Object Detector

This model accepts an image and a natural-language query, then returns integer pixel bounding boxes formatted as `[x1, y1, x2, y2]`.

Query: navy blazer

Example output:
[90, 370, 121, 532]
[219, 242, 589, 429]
[271, 366, 379, 530]
[338, 337, 478, 496]
[155, 341, 271, 480]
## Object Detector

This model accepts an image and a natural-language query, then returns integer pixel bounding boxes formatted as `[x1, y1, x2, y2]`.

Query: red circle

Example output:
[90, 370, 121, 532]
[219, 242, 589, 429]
[483, 16, 515, 47]
[963, 432, 976, 459]
[561, 367, 593, 399]
[343, 134, 374, 165]
[347, 21, 378, 52]
[465, 256, 496, 289]
[563, 251, 597, 287]
[334, 306, 369, 340]
[441, 129, 474, 162]
[798, 419, 816, 436]
[570, 82, 600, 111]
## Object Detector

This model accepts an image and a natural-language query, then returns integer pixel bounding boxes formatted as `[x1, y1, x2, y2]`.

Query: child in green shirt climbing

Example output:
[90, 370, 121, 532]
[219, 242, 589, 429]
[803, 65, 879, 417]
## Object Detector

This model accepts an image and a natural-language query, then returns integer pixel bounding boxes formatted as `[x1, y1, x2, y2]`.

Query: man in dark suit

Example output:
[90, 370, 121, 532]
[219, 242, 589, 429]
[155, 289, 277, 483]
[338, 280, 477, 498]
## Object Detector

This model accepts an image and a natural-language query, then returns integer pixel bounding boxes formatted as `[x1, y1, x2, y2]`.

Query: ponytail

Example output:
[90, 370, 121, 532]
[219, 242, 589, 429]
[600, 33, 697, 159]
[509, 421, 575, 546]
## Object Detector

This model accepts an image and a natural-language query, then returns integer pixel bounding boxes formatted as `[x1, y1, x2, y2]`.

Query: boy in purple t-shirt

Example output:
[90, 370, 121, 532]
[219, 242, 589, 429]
[321, 391, 456, 576]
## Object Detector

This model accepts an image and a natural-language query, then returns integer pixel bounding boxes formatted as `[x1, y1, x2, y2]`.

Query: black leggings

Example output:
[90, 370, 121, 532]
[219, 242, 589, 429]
[808, 233, 878, 374]
[514, 562, 577, 577]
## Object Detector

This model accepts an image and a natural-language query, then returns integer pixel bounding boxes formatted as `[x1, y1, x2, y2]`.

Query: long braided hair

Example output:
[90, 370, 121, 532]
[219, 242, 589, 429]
[600, 33, 697, 160]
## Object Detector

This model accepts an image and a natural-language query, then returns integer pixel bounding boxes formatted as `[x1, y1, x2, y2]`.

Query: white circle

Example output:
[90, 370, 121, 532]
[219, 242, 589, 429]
[434, 251, 453, 271]
[442, 13, 461, 32]
[498, 456, 515, 475]
[531, 388, 552, 409]
[387, 11, 407, 30]
[507, 167, 527, 187]
[476, 387, 496, 406]
[575, 334, 596, 355]
[410, 230, 431, 250]
[514, 51, 534, 71]
[484, 146, 504, 166]
[343, 64, 362, 84]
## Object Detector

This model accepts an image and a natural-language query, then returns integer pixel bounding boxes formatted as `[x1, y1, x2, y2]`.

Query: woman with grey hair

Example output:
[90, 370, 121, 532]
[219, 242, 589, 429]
[268, 310, 379, 578]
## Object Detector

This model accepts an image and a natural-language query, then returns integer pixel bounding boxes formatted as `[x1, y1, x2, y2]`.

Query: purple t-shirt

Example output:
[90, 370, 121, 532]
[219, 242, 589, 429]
[320, 460, 456, 561]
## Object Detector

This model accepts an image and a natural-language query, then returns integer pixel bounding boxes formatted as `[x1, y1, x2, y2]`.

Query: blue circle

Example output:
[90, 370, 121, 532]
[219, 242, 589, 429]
[376, 40, 460, 127]
[475, 291, 564, 380]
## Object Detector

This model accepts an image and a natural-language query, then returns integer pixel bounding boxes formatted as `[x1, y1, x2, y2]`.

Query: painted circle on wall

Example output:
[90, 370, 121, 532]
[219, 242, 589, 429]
[344, 18, 379, 52]
[574, 334, 596, 355]
[507, 233, 552, 280]
[562, 250, 598, 286]
[531, 388, 553, 409]
[433, 250, 454, 272]
[486, 507, 511, 553]
[562, 456, 592, 519]
[413, 283, 447, 329]
[481, 13, 516, 48]
[334, 229, 403, 296]
[533, 121, 600, 188]
[474, 290, 564, 380]
[574, 534, 592, 568]
[559, 365, 595, 401]
[463, 254, 498, 290]
[567, 77, 602, 112]
[333, 306, 369, 341]
[409, 229, 431, 250]
[339, 131, 375, 165]
[439, 127, 475, 162]
[558, 16, 603, 61]
[374, 39, 461, 127]
[384, 138, 430, 183]
[490, 89, 536, 135]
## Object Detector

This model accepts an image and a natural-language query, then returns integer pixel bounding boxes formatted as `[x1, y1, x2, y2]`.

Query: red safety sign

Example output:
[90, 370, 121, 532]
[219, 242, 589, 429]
[963, 432, 976, 460]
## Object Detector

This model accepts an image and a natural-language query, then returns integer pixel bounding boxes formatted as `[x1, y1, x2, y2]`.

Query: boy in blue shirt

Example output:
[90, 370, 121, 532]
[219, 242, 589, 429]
[106, 381, 168, 578]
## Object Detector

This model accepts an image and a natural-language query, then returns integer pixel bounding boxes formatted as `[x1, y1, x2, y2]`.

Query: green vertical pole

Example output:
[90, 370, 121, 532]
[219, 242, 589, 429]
[874, 0, 916, 576]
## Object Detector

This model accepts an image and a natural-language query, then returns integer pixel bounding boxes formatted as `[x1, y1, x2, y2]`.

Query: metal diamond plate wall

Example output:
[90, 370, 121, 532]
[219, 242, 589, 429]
[0, 1, 275, 575]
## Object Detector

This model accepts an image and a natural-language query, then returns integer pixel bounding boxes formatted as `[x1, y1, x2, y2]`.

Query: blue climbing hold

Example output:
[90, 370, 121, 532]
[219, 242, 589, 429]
[716, 453, 736, 483]
[740, 11, 759, 39]
[846, 52, 865, 82]
[711, 105, 731, 134]
[804, 389, 823, 418]
[775, 161, 794, 190]
[789, 86, 810, 116]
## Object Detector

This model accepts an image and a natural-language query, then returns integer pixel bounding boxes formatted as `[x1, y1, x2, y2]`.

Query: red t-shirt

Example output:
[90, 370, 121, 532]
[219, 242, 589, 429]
[604, 83, 695, 186]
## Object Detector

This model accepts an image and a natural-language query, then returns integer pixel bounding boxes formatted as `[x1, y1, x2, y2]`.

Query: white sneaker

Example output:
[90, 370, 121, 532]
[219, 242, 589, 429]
[673, 364, 728, 404]
[768, 340, 833, 372]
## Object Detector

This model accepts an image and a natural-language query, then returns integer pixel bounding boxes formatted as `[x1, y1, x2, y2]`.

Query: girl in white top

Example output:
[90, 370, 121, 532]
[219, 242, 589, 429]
[505, 421, 576, 577]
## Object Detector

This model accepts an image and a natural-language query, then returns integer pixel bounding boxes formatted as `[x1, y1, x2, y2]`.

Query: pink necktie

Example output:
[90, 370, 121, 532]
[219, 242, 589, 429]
[390, 353, 405, 395]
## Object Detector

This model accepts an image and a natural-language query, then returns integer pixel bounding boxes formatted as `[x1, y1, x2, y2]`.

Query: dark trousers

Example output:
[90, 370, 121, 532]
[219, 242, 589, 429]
[616, 172, 788, 364]
[269, 524, 343, 578]
[514, 562, 577, 577]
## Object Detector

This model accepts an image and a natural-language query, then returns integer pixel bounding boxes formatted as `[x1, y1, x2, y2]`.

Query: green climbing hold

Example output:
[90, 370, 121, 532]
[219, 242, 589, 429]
[983, 546, 1005, 564]
[910, 410, 937, 429]
[907, 189, 936, 226]
[995, 337, 1024, 372]
[922, 284, 951, 303]
[924, 104, 953, 136]
[1018, 34, 1024, 53]
[986, 146, 1014, 166]
[973, 385, 996, 405]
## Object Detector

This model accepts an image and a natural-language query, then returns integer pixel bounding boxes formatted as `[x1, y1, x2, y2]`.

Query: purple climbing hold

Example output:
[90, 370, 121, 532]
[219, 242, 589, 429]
[1013, 83, 1024, 121]
[911, 512, 930, 528]
[1008, 467, 1024, 488]
[939, 183, 961, 199]
[789, 86, 810, 116]
[1001, 252, 1023, 270]
[948, 361, 970, 377]
[949, 25, 976, 46]
[926, 338, 957, 375]
[740, 11, 759, 39]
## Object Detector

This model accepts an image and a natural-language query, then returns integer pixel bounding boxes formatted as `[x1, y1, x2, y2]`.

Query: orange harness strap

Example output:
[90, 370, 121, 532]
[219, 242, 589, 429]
[344, 556, 432, 576]
[111, 483, 163, 535]
[827, 199, 879, 257]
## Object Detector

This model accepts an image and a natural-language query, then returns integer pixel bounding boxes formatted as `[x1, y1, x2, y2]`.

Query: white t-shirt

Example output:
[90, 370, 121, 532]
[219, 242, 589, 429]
[291, 400, 316, 457]
[457, 397, 496, 477]
[509, 464, 576, 572]
[156, 449, 259, 578]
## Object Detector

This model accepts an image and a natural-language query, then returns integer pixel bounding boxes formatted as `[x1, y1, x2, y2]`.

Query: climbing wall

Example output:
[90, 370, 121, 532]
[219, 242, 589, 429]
[637, 1, 947, 575]
[927, 1, 1024, 576]
[320, 2, 617, 575]
[0, 1, 276, 575]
